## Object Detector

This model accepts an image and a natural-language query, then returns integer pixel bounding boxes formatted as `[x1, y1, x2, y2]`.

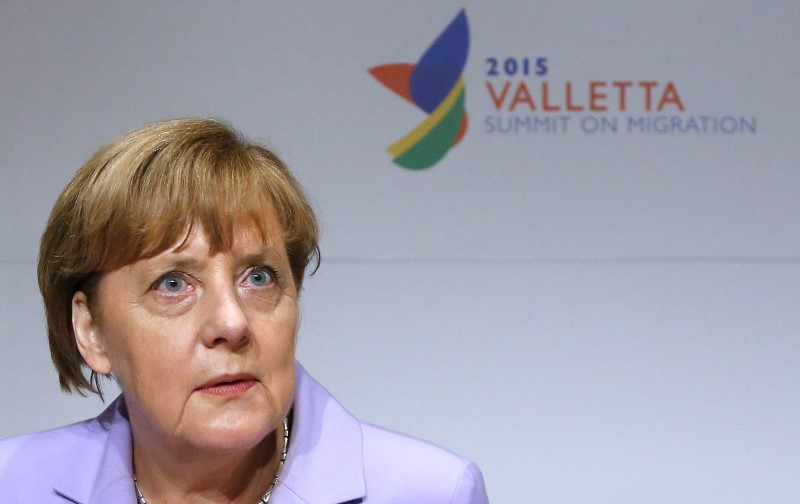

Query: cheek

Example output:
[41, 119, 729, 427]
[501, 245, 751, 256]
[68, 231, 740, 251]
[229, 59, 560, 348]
[262, 324, 297, 378]
[268, 354, 297, 420]
[255, 305, 298, 392]
[100, 315, 194, 394]
[258, 296, 298, 344]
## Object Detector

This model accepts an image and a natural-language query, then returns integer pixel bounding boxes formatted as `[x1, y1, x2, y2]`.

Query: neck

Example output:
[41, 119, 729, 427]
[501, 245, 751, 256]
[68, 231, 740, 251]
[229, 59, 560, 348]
[132, 427, 282, 504]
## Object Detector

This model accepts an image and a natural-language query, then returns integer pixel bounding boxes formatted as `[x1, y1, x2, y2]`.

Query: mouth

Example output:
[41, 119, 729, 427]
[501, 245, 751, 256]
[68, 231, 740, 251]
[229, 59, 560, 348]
[196, 373, 258, 396]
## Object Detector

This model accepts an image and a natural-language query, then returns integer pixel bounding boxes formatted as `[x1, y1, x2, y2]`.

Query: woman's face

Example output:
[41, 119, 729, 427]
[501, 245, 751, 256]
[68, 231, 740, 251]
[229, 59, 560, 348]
[72, 216, 298, 455]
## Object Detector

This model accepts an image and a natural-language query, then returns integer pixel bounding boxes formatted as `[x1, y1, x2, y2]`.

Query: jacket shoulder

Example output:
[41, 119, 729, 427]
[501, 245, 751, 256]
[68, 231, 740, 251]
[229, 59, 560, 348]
[0, 418, 104, 466]
[0, 418, 106, 499]
[360, 423, 489, 503]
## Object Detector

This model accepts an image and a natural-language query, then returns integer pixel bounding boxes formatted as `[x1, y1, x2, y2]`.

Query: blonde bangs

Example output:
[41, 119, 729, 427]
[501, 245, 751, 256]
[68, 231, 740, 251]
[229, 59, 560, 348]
[69, 120, 316, 280]
[100, 144, 279, 268]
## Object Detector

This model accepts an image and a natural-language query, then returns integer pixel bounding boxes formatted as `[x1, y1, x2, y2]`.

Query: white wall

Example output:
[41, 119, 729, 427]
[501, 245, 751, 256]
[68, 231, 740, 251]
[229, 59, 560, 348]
[1, 2, 798, 502]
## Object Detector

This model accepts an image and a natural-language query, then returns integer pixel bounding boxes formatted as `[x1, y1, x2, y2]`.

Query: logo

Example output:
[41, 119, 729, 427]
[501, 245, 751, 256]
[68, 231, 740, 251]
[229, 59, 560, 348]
[370, 10, 470, 170]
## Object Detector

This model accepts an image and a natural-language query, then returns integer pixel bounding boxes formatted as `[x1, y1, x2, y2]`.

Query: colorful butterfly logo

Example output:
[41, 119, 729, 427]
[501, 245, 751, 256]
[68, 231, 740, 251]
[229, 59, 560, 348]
[370, 10, 470, 170]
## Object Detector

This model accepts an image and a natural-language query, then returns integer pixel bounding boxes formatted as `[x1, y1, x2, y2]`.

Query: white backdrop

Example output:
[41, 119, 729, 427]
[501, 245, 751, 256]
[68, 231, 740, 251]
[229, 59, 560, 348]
[1, 2, 799, 502]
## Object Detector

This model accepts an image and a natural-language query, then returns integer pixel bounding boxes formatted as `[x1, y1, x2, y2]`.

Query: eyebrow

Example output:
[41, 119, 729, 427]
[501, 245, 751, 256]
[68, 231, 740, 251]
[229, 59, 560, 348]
[159, 256, 205, 272]
[240, 252, 275, 264]
[154, 248, 283, 270]
[236, 247, 289, 270]
[135, 256, 205, 278]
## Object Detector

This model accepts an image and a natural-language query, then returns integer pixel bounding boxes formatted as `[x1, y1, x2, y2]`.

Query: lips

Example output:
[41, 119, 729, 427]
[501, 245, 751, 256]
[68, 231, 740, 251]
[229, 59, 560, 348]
[197, 373, 258, 396]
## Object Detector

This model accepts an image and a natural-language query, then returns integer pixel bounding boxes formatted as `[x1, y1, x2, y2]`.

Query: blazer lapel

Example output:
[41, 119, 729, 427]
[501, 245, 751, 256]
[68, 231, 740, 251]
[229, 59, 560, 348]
[277, 363, 366, 504]
[53, 396, 136, 504]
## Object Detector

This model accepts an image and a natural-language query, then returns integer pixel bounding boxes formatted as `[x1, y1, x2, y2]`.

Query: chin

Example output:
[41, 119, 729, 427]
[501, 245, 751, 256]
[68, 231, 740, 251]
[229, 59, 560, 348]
[190, 417, 277, 454]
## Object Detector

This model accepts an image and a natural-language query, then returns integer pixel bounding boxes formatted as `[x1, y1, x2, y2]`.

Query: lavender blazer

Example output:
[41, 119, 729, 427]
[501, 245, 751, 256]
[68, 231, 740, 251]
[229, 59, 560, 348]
[0, 363, 489, 503]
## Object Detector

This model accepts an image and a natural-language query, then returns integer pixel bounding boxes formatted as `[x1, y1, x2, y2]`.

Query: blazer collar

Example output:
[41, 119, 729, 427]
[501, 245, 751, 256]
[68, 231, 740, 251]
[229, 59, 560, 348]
[53, 396, 136, 504]
[275, 363, 366, 504]
[50, 363, 365, 504]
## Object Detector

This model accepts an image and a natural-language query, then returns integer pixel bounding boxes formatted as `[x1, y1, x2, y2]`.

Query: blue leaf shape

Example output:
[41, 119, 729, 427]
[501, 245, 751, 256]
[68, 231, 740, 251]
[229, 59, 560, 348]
[409, 10, 469, 114]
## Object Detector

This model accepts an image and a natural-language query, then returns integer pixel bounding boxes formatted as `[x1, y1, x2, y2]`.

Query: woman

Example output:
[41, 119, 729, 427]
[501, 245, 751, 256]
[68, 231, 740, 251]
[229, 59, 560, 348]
[0, 118, 488, 503]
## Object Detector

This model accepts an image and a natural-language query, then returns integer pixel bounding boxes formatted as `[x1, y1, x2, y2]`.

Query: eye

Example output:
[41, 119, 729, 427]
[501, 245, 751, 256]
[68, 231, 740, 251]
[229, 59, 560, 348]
[154, 273, 186, 293]
[246, 266, 276, 287]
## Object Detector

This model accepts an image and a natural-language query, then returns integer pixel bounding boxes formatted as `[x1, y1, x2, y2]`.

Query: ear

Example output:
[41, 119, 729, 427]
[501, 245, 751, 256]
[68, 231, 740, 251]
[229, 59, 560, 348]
[72, 291, 113, 376]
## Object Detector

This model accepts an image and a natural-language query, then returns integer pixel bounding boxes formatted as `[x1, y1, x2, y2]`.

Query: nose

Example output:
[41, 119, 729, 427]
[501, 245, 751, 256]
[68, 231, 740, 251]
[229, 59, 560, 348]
[198, 283, 251, 350]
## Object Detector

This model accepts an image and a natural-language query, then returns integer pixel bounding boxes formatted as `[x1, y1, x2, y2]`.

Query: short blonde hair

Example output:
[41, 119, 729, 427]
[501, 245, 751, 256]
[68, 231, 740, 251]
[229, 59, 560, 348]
[38, 118, 319, 396]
